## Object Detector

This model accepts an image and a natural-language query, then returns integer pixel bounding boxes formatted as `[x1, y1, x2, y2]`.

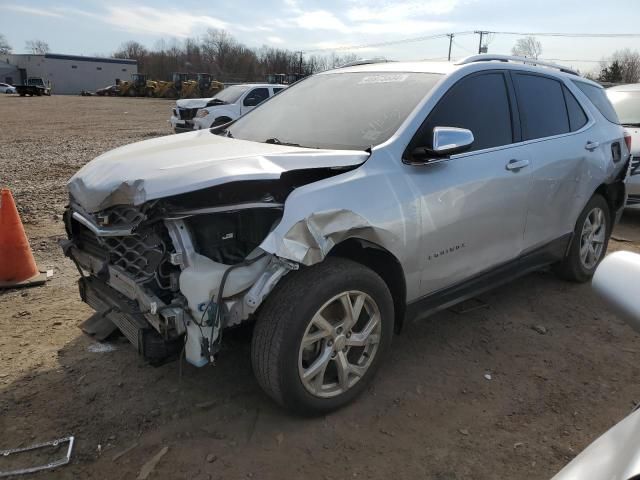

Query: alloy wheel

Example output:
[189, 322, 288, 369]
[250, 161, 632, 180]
[298, 291, 382, 398]
[579, 207, 606, 270]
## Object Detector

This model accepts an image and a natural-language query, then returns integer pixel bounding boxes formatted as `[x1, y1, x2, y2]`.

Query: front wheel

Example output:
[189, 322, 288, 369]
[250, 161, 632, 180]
[555, 194, 611, 282]
[251, 258, 394, 415]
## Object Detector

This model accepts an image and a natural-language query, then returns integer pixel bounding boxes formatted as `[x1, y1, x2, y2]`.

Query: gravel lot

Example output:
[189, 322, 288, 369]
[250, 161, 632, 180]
[1, 95, 640, 480]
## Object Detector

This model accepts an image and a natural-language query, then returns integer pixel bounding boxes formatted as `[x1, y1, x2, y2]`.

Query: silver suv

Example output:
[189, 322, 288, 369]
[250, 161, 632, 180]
[62, 55, 629, 414]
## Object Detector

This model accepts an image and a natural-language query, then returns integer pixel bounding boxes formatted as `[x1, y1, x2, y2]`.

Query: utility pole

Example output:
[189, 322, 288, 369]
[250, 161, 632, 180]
[447, 34, 454, 61]
[475, 31, 489, 54]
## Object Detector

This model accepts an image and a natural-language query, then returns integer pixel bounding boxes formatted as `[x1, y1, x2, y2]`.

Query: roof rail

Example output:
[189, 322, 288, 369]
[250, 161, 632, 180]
[455, 54, 580, 76]
[336, 58, 390, 68]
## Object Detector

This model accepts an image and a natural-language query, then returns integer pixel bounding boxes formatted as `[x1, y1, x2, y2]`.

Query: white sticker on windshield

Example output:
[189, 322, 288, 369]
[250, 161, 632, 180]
[359, 74, 409, 84]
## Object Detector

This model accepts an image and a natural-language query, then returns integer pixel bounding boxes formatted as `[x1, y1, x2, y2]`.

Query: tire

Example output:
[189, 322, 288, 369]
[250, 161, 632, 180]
[211, 117, 231, 128]
[555, 194, 611, 282]
[251, 257, 394, 415]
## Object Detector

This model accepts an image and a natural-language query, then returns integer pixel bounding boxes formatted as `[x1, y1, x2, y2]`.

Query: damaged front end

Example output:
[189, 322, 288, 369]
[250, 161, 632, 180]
[61, 183, 297, 366]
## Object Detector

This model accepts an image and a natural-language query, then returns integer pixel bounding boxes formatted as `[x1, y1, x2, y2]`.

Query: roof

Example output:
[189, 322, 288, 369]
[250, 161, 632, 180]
[608, 83, 640, 92]
[44, 53, 137, 65]
[320, 55, 597, 84]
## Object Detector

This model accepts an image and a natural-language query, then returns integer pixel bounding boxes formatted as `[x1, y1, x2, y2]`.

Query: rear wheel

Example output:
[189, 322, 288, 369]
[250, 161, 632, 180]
[251, 258, 394, 414]
[555, 194, 611, 282]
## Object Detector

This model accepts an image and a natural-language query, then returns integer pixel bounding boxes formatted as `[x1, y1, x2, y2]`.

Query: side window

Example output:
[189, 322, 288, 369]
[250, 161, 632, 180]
[563, 85, 588, 131]
[272, 87, 283, 95]
[244, 88, 269, 106]
[418, 72, 513, 152]
[513, 74, 569, 140]
[573, 81, 620, 124]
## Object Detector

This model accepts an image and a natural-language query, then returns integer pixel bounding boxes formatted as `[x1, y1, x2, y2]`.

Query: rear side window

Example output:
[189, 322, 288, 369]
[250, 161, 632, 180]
[573, 81, 620, 124]
[513, 74, 569, 140]
[419, 72, 513, 152]
[563, 86, 588, 131]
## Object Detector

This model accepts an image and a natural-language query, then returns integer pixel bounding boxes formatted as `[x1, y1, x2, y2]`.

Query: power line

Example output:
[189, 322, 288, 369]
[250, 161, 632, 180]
[302, 31, 475, 53]
[485, 31, 640, 38]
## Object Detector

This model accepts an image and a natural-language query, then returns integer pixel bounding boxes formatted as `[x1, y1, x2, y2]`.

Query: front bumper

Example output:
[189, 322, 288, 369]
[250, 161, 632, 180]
[169, 115, 194, 133]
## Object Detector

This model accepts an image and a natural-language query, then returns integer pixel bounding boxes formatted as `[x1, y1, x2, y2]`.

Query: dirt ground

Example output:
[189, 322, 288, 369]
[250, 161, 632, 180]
[1, 95, 640, 480]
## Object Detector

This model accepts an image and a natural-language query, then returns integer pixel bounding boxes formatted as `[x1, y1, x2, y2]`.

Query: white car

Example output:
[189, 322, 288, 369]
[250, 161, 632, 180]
[607, 84, 640, 208]
[0, 82, 16, 94]
[169, 83, 286, 133]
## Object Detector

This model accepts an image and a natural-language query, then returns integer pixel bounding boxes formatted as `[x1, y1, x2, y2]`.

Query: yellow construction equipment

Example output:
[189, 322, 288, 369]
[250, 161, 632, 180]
[180, 73, 224, 98]
[117, 73, 156, 97]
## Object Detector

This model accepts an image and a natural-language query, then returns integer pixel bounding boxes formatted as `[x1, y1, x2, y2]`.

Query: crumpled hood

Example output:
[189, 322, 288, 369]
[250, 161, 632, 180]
[67, 130, 368, 212]
[176, 97, 214, 109]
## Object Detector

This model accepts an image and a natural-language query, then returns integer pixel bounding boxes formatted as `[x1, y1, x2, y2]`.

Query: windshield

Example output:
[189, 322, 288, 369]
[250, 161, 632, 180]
[227, 72, 443, 150]
[608, 90, 640, 125]
[212, 85, 251, 104]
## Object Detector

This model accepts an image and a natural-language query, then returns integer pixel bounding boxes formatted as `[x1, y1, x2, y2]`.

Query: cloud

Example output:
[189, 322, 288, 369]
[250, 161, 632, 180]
[1, 5, 64, 18]
[266, 36, 285, 44]
[346, 0, 460, 22]
[293, 10, 348, 32]
[103, 7, 227, 37]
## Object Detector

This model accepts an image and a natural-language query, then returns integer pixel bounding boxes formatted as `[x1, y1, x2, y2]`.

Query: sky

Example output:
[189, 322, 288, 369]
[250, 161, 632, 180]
[1, 0, 640, 74]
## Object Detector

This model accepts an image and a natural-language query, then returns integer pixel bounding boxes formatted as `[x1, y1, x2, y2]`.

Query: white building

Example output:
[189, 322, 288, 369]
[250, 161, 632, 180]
[0, 53, 138, 94]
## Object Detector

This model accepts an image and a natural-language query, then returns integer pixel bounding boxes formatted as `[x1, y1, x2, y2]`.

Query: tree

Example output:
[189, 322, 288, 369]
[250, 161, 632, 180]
[511, 36, 542, 59]
[598, 50, 640, 84]
[25, 39, 50, 54]
[599, 60, 623, 83]
[113, 41, 147, 61]
[0, 33, 11, 54]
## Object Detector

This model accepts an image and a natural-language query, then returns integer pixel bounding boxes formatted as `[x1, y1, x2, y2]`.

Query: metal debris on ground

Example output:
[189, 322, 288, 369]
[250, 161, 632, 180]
[87, 342, 117, 353]
[448, 297, 489, 314]
[0, 436, 74, 478]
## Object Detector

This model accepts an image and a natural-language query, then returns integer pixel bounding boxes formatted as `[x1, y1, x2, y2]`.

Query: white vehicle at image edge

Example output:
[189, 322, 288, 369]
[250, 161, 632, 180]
[0, 82, 16, 94]
[62, 54, 630, 414]
[169, 83, 287, 133]
[607, 84, 640, 208]
[551, 250, 640, 480]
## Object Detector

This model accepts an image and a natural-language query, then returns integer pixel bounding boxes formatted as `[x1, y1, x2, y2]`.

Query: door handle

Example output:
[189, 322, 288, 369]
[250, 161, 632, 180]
[585, 141, 600, 151]
[505, 159, 530, 171]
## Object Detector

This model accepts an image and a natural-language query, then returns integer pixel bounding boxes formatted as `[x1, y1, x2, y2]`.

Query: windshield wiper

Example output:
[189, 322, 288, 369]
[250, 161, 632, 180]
[264, 138, 302, 147]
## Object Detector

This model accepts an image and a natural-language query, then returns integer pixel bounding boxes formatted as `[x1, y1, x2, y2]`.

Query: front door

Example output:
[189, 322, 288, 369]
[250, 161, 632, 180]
[406, 71, 533, 294]
[240, 87, 270, 115]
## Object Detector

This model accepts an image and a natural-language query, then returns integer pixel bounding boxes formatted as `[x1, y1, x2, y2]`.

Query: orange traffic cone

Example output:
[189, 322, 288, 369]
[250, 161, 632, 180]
[0, 189, 51, 288]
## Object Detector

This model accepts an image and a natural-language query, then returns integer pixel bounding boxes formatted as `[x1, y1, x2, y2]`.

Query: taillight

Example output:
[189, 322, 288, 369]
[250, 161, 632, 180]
[624, 133, 632, 153]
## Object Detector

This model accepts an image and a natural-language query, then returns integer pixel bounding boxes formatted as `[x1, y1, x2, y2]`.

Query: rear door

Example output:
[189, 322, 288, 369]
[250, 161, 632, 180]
[512, 72, 597, 251]
[406, 71, 533, 294]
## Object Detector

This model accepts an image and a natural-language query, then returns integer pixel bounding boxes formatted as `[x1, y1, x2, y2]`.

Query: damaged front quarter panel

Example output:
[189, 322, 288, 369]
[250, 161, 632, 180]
[258, 163, 408, 268]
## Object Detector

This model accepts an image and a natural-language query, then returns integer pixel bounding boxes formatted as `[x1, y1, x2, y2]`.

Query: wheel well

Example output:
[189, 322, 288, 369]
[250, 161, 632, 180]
[328, 238, 407, 333]
[594, 180, 625, 225]
[214, 116, 232, 124]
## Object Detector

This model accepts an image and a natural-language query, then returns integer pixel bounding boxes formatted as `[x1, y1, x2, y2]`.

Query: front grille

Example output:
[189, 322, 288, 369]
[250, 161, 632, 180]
[178, 107, 199, 120]
[631, 156, 640, 176]
[70, 207, 173, 285]
[103, 231, 167, 282]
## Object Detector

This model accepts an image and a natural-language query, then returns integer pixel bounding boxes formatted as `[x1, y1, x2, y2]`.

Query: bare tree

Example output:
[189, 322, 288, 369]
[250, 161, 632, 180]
[25, 39, 50, 54]
[511, 36, 542, 59]
[0, 33, 11, 54]
[611, 49, 640, 83]
[113, 41, 148, 61]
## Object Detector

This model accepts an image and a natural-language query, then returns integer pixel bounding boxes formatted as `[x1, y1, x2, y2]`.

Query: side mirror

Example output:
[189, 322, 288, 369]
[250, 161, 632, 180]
[408, 127, 474, 164]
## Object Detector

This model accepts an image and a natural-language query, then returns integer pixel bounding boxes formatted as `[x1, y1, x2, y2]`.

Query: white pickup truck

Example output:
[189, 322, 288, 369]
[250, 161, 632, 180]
[169, 83, 286, 133]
